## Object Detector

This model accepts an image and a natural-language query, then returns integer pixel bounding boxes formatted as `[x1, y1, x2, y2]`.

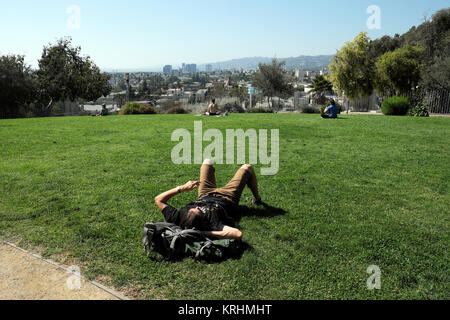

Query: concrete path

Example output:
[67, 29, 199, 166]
[0, 242, 128, 300]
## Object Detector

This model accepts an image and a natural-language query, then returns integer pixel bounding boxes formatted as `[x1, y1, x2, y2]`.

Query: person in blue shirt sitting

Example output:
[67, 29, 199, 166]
[321, 99, 339, 119]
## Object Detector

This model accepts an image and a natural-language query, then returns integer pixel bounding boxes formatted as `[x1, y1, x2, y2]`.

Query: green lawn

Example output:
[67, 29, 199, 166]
[0, 114, 449, 299]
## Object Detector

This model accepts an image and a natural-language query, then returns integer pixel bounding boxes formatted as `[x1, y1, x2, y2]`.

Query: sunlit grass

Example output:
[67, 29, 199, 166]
[0, 114, 448, 299]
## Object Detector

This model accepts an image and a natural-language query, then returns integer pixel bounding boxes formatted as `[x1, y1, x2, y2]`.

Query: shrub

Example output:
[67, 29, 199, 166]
[247, 107, 273, 113]
[409, 105, 430, 117]
[167, 106, 189, 114]
[120, 102, 157, 115]
[139, 104, 158, 114]
[223, 102, 245, 113]
[159, 99, 181, 113]
[119, 102, 141, 115]
[300, 105, 320, 114]
[381, 96, 410, 116]
[319, 103, 343, 114]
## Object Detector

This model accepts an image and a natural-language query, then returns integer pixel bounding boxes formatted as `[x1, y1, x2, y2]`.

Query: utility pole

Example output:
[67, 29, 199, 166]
[248, 85, 254, 109]
[125, 73, 130, 102]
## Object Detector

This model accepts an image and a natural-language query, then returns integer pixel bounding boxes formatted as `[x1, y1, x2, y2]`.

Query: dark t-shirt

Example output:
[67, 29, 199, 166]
[162, 195, 237, 231]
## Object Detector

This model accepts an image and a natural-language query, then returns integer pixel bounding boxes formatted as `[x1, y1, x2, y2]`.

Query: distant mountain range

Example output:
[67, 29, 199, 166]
[103, 54, 335, 73]
[199, 55, 335, 71]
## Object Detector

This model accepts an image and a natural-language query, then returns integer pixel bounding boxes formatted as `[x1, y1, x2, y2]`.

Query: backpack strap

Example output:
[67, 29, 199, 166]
[168, 229, 212, 260]
[169, 229, 205, 251]
[195, 240, 214, 260]
[143, 224, 157, 257]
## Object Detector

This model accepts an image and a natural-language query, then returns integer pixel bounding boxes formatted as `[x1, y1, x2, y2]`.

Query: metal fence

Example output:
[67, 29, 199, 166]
[410, 89, 450, 114]
[340, 89, 450, 114]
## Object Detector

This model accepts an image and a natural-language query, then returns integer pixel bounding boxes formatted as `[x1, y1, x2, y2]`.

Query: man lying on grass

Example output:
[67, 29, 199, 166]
[154, 159, 263, 241]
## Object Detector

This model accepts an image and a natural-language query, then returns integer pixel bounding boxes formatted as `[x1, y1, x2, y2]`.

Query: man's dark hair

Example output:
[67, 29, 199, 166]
[178, 205, 206, 229]
[211, 98, 215, 104]
[329, 99, 336, 106]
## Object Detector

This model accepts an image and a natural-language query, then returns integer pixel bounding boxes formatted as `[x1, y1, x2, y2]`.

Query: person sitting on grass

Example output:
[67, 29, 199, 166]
[321, 99, 338, 119]
[96, 103, 109, 116]
[154, 159, 263, 241]
[206, 99, 221, 116]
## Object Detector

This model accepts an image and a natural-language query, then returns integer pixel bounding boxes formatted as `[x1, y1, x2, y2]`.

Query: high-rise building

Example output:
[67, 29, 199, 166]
[206, 64, 213, 72]
[163, 65, 172, 74]
[187, 64, 197, 73]
[295, 69, 304, 79]
[180, 63, 197, 74]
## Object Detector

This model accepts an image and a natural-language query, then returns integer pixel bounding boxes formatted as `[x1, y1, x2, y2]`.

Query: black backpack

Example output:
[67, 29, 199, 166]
[142, 222, 238, 262]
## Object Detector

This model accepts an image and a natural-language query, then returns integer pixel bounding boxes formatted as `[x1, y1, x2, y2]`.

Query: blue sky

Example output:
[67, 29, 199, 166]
[0, 0, 448, 70]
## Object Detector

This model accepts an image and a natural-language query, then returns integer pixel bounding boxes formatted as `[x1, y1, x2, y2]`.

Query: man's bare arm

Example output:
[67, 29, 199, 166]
[154, 181, 199, 211]
[203, 226, 242, 241]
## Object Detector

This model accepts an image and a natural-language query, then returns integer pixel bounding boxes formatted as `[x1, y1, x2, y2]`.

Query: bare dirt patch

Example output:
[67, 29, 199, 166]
[0, 242, 125, 300]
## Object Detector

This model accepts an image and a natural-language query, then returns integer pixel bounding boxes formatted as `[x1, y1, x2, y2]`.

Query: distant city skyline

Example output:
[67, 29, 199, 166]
[1, 0, 449, 70]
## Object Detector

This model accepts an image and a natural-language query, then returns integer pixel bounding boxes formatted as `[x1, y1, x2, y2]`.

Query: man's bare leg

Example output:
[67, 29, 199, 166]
[241, 164, 262, 205]
[198, 159, 217, 198]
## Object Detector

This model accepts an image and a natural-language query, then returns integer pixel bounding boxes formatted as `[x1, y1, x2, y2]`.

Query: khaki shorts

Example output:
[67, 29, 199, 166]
[198, 164, 249, 205]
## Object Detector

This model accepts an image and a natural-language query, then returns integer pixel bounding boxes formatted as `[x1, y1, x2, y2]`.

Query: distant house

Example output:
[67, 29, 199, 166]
[106, 90, 127, 99]
[195, 89, 208, 103]
[81, 104, 119, 113]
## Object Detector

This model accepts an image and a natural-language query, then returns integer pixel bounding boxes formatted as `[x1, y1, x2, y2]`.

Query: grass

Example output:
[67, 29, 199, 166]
[0, 113, 449, 300]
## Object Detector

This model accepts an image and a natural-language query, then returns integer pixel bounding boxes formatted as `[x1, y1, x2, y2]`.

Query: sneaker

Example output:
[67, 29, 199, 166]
[251, 196, 263, 206]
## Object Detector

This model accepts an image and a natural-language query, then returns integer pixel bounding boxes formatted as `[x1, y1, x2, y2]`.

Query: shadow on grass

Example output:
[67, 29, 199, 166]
[198, 241, 254, 264]
[235, 201, 287, 220]
[155, 241, 254, 264]
[320, 115, 349, 120]
[199, 202, 286, 263]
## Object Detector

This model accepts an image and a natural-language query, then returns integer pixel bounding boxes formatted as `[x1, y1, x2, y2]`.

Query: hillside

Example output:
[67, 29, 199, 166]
[199, 54, 335, 71]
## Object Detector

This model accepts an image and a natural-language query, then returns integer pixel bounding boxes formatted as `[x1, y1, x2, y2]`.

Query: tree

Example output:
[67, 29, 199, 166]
[36, 37, 111, 114]
[138, 79, 149, 98]
[128, 84, 136, 100]
[213, 83, 227, 98]
[251, 58, 292, 110]
[375, 45, 424, 96]
[368, 34, 403, 60]
[113, 94, 126, 108]
[147, 74, 166, 94]
[166, 75, 181, 87]
[0, 55, 36, 118]
[308, 75, 333, 105]
[419, 11, 450, 91]
[116, 79, 127, 91]
[400, 8, 450, 91]
[82, 60, 112, 101]
[402, 8, 450, 65]
[229, 86, 248, 102]
[329, 32, 375, 101]
[421, 55, 450, 91]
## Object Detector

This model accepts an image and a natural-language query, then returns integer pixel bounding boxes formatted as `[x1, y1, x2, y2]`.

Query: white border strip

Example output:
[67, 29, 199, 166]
[2, 241, 130, 300]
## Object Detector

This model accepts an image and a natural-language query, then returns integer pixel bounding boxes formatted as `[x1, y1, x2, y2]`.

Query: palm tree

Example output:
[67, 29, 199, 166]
[308, 75, 333, 105]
